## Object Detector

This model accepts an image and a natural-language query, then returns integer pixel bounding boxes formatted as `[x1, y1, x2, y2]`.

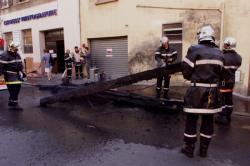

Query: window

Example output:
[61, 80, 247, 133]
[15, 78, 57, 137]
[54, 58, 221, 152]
[4, 32, 13, 50]
[162, 23, 183, 62]
[0, 0, 13, 8]
[22, 29, 33, 53]
[95, 0, 118, 5]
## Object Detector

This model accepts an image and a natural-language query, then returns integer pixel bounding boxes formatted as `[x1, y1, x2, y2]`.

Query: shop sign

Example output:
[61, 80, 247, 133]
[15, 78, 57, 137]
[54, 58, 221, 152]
[3, 9, 57, 26]
[106, 48, 113, 57]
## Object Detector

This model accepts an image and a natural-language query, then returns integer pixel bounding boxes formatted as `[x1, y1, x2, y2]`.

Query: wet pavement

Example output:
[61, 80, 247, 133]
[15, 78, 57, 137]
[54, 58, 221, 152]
[0, 84, 250, 166]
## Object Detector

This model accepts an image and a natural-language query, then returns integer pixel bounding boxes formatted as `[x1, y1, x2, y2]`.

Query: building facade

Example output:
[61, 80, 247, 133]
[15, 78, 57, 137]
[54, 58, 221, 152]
[0, 0, 81, 73]
[80, 0, 250, 96]
[1, 0, 249, 97]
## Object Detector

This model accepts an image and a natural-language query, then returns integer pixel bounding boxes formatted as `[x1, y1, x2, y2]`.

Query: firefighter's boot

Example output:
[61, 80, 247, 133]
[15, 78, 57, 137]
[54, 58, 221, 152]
[156, 88, 161, 98]
[8, 101, 23, 111]
[163, 90, 169, 99]
[199, 144, 209, 157]
[215, 115, 230, 125]
[181, 144, 195, 158]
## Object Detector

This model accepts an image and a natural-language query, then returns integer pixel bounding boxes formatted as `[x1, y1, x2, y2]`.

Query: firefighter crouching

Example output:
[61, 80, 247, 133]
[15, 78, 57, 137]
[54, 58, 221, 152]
[155, 36, 177, 99]
[0, 42, 26, 111]
[64, 49, 74, 80]
[181, 26, 224, 158]
[215, 37, 242, 125]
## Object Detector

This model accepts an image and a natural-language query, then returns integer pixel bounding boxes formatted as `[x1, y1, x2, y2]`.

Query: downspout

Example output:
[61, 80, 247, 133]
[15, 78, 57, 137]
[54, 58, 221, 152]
[78, 0, 82, 46]
[219, 2, 225, 49]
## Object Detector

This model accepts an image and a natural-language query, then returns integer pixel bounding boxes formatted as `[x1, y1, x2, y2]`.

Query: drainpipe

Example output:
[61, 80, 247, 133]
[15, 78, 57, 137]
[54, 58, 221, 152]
[78, 0, 82, 46]
[219, 2, 225, 49]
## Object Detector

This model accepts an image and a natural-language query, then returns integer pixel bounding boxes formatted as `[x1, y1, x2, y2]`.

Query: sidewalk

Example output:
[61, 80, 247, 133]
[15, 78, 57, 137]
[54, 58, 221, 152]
[26, 73, 90, 86]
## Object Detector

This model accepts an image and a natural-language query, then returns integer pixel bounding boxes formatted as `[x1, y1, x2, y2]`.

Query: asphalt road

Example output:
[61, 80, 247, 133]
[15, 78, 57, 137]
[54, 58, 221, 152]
[0, 86, 249, 166]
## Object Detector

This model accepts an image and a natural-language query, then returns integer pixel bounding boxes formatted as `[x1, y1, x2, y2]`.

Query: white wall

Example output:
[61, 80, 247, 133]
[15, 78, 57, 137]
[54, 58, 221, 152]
[0, 0, 80, 62]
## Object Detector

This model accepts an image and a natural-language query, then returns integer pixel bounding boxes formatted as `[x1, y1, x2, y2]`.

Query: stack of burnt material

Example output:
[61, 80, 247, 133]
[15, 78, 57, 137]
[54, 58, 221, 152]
[40, 63, 182, 110]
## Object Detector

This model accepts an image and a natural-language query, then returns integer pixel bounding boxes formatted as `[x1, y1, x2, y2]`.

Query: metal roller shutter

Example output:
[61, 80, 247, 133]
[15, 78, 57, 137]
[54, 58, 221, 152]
[90, 37, 128, 79]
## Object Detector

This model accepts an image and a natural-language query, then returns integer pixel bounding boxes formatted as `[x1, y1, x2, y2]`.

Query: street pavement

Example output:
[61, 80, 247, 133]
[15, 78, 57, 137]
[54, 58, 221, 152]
[0, 78, 249, 166]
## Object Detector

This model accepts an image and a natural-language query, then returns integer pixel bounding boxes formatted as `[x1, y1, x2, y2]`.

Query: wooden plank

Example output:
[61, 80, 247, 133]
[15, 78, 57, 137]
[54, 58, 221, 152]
[40, 62, 182, 106]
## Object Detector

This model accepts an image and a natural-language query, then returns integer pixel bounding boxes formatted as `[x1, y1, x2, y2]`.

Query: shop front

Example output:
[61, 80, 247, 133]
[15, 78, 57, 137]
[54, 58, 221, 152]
[0, 0, 80, 72]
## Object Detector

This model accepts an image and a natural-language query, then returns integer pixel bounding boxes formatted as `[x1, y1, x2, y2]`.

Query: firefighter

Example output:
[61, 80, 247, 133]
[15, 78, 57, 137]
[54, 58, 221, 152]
[0, 42, 26, 111]
[64, 49, 74, 80]
[215, 37, 242, 125]
[155, 36, 177, 98]
[181, 25, 224, 158]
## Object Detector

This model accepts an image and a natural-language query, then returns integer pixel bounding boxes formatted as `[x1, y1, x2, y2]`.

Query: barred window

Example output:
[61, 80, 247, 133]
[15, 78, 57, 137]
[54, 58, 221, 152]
[0, 0, 13, 8]
[162, 23, 183, 62]
[4, 32, 13, 50]
[22, 29, 33, 54]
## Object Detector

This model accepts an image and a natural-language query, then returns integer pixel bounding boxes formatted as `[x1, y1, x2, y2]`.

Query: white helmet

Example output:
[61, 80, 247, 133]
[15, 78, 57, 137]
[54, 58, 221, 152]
[8, 41, 19, 52]
[224, 37, 236, 49]
[197, 25, 215, 43]
[161, 36, 169, 44]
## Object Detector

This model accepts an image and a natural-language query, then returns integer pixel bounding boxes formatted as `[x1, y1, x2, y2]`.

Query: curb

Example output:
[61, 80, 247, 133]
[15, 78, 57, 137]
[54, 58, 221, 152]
[233, 93, 250, 102]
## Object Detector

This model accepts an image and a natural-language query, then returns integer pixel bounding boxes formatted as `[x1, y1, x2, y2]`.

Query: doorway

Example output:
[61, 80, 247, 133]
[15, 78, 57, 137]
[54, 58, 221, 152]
[44, 29, 65, 73]
[56, 40, 65, 73]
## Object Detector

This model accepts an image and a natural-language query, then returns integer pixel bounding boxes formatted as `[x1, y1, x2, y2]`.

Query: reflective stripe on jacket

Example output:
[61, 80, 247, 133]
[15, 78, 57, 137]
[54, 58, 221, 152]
[0, 51, 23, 84]
[220, 49, 242, 89]
[182, 41, 224, 114]
[155, 46, 177, 68]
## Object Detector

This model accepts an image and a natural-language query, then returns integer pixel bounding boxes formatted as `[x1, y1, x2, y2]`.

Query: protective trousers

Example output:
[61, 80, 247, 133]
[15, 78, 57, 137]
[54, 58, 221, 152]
[66, 63, 72, 79]
[219, 91, 233, 117]
[156, 75, 170, 97]
[7, 84, 21, 106]
[184, 114, 214, 146]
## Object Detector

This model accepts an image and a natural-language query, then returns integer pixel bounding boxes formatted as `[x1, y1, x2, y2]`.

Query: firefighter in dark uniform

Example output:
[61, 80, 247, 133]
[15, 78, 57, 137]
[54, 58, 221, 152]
[215, 37, 242, 125]
[64, 49, 74, 80]
[155, 36, 177, 98]
[181, 26, 224, 158]
[0, 42, 26, 111]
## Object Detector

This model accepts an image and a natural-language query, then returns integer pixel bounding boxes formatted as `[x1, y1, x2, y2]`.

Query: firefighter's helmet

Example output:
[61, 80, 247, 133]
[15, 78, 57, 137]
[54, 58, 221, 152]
[197, 25, 215, 43]
[224, 37, 236, 49]
[161, 36, 169, 44]
[8, 41, 19, 52]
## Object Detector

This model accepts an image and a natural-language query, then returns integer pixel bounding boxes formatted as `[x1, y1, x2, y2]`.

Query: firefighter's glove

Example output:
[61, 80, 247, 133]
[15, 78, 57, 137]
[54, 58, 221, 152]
[19, 71, 27, 81]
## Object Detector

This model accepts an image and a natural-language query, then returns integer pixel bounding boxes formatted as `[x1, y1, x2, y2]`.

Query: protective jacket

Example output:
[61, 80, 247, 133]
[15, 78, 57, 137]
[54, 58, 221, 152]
[0, 51, 23, 84]
[155, 46, 177, 67]
[220, 49, 242, 90]
[64, 53, 74, 65]
[182, 41, 224, 114]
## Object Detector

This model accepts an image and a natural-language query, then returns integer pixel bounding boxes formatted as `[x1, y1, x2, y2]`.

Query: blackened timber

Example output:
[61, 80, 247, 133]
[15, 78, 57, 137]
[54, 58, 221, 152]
[40, 62, 182, 106]
[97, 90, 183, 111]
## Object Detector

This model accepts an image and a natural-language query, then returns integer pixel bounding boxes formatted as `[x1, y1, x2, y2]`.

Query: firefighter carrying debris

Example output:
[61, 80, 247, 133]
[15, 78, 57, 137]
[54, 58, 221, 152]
[155, 36, 177, 99]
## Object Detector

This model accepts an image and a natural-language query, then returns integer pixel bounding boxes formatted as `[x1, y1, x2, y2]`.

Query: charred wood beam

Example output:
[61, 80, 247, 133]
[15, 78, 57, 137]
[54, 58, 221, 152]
[40, 62, 182, 106]
[97, 90, 183, 111]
